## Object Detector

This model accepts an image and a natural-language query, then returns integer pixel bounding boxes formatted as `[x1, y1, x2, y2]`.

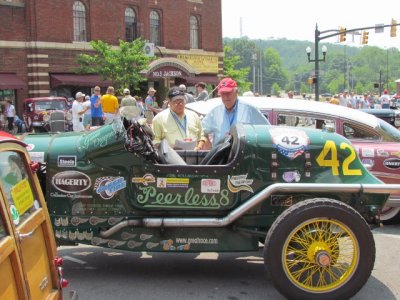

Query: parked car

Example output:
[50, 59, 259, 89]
[187, 97, 400, 223]
[0, 131, 74, 299]
[19, 107, 400, 300]
[394, 98, 400, 108]
[23, 97, 73, 132]
[361, 108, 400, 129]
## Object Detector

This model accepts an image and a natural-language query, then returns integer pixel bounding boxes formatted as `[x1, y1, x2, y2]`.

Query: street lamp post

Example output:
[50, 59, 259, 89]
[306, 25, 327, 101]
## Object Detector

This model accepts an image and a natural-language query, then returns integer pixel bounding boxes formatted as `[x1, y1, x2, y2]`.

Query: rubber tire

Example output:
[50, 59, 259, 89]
[264, 198, 375, 300]
[380, 206, 400, 224]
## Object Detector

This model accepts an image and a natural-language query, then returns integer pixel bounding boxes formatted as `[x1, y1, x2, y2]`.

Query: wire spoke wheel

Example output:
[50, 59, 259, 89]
[264, 198, 375, 300]
[284, 218, 358, 293]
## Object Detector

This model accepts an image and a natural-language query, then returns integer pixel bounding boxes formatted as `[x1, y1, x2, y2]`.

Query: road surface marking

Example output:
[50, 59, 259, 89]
[63, 255, 87, 264]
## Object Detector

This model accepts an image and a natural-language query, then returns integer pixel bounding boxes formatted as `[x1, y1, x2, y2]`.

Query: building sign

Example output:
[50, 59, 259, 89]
[149, 66, 187, 79]
[177, 54, 219, 74]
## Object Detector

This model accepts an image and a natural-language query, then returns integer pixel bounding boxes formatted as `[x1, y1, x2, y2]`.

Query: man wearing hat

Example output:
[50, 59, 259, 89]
[194, 82, 209, 101]
[144, 87, 159, 124]
[121, 88, 137, 107]
[152, 86, 206, 150]
[72, 92, 89, 132]
[379, 89, 391, 109]
[200, 77, 269, 148]
[179, 84, 195, 103]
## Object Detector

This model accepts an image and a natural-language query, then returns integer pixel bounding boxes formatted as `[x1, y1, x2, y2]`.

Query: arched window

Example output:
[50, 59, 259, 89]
[73, 1, 87, 41]
[149, 10, 161, 46]
[125, 7, 137, 42]
[190, 15, 199, 49]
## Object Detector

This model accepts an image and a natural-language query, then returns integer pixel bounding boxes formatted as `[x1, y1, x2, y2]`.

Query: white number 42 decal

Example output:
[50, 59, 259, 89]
[316, 140, 362, 176]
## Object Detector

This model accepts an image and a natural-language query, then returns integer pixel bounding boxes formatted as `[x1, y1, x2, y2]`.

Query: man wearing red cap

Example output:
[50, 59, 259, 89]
[200, 77, 269, 148]
[379, 89, 391, 109]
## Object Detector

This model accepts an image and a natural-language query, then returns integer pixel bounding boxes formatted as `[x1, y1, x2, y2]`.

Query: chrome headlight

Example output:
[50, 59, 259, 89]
[43, 114, 50, 122]
[65, 112, 73, 121]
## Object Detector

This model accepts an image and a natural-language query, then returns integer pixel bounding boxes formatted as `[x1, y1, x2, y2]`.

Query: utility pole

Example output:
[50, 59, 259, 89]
[259, 44, 263, 95]
[252, 53, 257, 93]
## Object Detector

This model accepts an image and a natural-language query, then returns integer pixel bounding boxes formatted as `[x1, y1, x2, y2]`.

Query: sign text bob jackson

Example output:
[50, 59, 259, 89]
[177, 55, 219, 73]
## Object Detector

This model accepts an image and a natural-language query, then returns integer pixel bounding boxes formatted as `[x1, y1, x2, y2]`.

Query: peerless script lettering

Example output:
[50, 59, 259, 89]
[137, 186, 230, 208]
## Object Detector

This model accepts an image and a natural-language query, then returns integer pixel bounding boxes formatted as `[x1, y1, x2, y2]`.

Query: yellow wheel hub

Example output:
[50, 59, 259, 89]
[283, 218, 359, 293]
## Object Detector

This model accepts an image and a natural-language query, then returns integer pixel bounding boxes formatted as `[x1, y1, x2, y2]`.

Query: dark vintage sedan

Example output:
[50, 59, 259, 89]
[361, 108, 400, 129]
[187, 97, 400, 222]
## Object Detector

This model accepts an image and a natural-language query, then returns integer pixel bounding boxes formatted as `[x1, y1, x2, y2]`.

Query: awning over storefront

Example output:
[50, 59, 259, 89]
[0, 73, 26, 89]
[50, 74, 111, 88]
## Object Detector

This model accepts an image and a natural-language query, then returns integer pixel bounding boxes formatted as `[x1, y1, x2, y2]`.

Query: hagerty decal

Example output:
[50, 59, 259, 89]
[383, 158, 400, 170]
[227, 174, 254, 193]
[269, 128, 310, 160]
[52, 171, 91, 193]
[94, 176, 126, 199]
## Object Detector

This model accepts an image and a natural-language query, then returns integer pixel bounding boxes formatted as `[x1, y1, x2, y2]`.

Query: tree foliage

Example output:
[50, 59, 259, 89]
[224, 37, 400, 96]
[223, 45, 251, 92]
[77, 39, 152, 94]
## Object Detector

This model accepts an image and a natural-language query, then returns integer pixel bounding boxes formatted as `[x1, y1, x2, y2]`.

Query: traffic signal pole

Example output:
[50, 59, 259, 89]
[312, 21, 399, 101]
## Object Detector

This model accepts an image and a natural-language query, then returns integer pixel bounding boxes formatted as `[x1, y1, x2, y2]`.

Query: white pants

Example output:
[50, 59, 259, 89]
[104, 113, 118, 124]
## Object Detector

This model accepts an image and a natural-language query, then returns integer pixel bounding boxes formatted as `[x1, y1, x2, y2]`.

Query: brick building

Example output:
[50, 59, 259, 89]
[0, 0, 223, 115]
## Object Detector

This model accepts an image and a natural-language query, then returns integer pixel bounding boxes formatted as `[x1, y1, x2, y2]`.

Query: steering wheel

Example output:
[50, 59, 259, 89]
[124, 119, 160, 163]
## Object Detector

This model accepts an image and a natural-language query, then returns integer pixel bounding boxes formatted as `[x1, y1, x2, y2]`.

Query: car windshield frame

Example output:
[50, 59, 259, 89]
[376, 118, 400, 142]
[34, 100, 66, 111]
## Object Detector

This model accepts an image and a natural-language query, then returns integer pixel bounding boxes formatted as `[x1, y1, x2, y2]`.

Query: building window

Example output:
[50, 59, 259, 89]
[73, 1, 87, 42]
[190, 15, 199, 49]
[149, 10, 161, 46]
[125, 7, 137, 42]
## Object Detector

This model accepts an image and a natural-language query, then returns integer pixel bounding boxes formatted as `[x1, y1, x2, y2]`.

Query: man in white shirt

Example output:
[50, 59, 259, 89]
[379, 89, 391, 109]
[72, 92, 89, 132]
[4, 98, 16, 132]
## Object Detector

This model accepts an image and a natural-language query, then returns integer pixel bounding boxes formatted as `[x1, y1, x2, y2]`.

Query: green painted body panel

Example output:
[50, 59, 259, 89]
[22, 121, 389, 252]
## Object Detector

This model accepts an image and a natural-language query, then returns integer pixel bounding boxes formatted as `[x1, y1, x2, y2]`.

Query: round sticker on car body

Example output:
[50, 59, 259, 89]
[269, 128, 310, 160]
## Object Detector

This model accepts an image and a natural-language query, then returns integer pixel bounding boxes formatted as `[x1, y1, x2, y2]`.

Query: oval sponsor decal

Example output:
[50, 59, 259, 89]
[383, 158, 400, 170]
[52, 171, 91, 193]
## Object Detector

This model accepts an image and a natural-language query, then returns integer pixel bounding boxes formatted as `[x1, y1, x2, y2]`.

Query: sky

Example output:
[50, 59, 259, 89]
[221, 0, 400, 49]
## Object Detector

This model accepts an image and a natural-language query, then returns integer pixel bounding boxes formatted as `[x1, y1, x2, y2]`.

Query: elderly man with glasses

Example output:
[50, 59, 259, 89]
[152, 86, 206, 150]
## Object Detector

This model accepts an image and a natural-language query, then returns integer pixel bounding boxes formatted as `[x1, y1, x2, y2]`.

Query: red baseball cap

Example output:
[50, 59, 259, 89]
[218, 77, 237, 93]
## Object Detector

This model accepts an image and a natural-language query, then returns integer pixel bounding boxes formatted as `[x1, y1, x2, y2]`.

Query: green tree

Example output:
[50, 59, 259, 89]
[77, 39, 152, 94]
[223, 45, 251, 92]
[263, 48, 288, 95]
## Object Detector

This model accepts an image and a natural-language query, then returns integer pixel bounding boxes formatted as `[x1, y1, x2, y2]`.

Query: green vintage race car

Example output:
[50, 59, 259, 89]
[20, 108, 400, 300]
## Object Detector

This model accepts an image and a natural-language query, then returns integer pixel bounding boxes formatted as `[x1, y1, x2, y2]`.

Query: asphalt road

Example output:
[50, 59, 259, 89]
[60, 224, 400, 300]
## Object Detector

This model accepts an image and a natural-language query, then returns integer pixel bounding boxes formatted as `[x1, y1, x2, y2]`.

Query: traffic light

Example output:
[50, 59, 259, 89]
[339, 27, 346, 42]
[308, 77, 316, 85]
[362, 31, 369, 45]
[391, 19, 397, 37]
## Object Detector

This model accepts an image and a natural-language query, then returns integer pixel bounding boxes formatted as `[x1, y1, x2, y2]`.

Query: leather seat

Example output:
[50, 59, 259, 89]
[199, 135, 232, 165]
[157, 139, 187, 165]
